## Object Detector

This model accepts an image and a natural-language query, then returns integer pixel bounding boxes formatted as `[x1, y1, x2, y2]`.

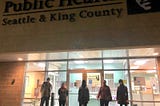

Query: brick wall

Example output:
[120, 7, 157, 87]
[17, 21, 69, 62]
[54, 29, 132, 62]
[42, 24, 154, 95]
[0, 62, 25, 106]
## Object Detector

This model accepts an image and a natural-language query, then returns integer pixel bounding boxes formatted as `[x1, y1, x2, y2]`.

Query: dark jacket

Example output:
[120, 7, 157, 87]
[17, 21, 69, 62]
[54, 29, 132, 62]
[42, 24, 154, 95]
[116, 84, 128, 104]
[97, 85, 112, 101]
[58, 87, 68, 101]
[78, 86, 89, 104]
[41, 82, 52, 97]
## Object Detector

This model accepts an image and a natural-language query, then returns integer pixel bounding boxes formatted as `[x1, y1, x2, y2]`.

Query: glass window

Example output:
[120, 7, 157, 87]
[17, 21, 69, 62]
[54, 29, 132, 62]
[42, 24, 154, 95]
[26, 62, 46, 71]
[130, 69, 160, 105]
[69, 73, 83, 106]
[103, 59, 128, 69]
[104, 71, 130, 105]
[23, 72, 45, 106]
[69, 50, 102, 59]
[103, 49, 127, 57]
[48, 71, 67, 106]
[68, 60, 102, 70]
[129, 48, 160, 57]
[27, 53, 46, 60]
[48, 61, 67, 71]
[130, 58, 156, 70]
[46, 52, 68, 60]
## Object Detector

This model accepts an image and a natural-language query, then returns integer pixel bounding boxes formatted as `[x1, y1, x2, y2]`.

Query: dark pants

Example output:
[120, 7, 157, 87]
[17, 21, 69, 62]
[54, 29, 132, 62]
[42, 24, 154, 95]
[120, 104, 127, 106]
[40, 96, 50, 106]
[100, 99, 109, 106]
[79, 103, 87, 106]
[59, 100, 66, 106]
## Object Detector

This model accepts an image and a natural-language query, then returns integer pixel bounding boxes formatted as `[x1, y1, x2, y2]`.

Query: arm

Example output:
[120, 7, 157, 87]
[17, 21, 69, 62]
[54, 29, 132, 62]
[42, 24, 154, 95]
[58, 88, 60, 96]
[78, 88, 81, 102]
[87, 88, 90, 101]
[97, 87, 101, 99]
[116, 87, 119, 100]
[125, 87, 128, 100]
[40, 82, 44, 93]
[108, 86, 112, 98]
[66, 89, 69, 96]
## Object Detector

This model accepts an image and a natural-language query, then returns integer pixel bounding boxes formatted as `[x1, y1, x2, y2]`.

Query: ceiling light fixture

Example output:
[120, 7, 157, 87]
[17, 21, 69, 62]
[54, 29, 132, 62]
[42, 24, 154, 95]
[130, 66, 139, 69]
[153, 53, 159, 56]
[134, 60, 147, 65]
[38, 63, 45, 68]
[17, 58, 23, 61]
[103, 60, 114, 63]
[74, 60, 85, 64]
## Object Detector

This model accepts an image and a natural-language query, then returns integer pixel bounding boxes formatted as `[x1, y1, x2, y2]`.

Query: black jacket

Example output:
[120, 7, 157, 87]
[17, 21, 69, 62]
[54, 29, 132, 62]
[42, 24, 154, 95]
[116, 84, 128, 104]
[58, 87, 68, 101]
[78, 86, 89, 104]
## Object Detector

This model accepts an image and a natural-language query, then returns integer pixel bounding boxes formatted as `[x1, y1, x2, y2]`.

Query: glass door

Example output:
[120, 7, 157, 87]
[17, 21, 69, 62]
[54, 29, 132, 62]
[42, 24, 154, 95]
[69, 73, 83, 106]
[68, 70, 103, 106]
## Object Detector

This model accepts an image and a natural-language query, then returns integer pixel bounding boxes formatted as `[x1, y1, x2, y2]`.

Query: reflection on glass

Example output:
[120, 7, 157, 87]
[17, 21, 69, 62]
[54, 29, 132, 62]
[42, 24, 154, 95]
[69, 50, 102, 59]
[26, 62, 46, 71]
[48, 61, 67, 70]
[69, 73, 82, 106]
[24, 72, 45, 99]
[48, 71, 67, 104]
[69, 60, 102, 70]
[104, 59, 127, 69]
[87, 73, 101, 93]
[131, 69, 159, 106]
[27, 53, 46, 60]
[46, 52, 68, 60]
[130, 59, 156, 70]
[104, 71, 129, 106]
[103, 49, 127, 57]
[129, 48, 160, 57]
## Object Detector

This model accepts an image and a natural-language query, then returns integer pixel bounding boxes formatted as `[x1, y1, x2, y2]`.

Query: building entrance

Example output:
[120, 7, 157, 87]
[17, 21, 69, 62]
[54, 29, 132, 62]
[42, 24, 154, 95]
[67, 70, 103, 106]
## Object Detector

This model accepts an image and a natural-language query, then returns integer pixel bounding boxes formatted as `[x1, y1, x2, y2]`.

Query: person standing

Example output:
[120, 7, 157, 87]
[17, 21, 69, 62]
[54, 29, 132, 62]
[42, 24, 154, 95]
[116, 79, 128, 106]
[40, 77, 52, 106]
[97, 80, 112, 106]
[78, 80, 90, 106]
[58, 82, 68, 106]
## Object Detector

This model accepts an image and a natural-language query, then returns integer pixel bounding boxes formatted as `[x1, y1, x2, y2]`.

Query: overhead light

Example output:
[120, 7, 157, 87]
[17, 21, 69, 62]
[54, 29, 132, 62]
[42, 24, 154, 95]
[104, 60, 114, 63]
[130, 66, 139, 69]
[153, 53, 159, 56]
[38, 63, 45, 68]
[17, 58, 23, 61]
[74, 60, 85, 64]
[134, 60, 147, 65]
[146, 70, 156, 73]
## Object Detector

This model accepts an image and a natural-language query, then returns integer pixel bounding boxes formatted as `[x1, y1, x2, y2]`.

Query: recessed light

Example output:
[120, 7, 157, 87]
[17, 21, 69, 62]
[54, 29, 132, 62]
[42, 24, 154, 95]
[153, 53, 159, 56]
[130, 66, 139, 69]
[17, 58, 23, 61]
[74, 61, 85, 64]
[103, 60, 114, 63]
[38, 63, 45, 68]
[134, 60, 147, 65]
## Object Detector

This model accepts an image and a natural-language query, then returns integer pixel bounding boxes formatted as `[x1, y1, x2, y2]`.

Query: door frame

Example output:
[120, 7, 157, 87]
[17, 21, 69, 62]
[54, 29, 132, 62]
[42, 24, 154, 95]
[66, 69, 104, 106]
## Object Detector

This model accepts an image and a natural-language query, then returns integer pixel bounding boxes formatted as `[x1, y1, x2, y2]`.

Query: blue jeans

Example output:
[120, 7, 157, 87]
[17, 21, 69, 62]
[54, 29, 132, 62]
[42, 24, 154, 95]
[40, 96, 50, 106]
[100, 99, 109, 106]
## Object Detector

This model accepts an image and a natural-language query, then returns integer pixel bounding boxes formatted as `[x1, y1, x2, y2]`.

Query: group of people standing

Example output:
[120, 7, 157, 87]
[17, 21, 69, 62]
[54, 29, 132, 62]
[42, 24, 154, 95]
[40, 78, 128, 106]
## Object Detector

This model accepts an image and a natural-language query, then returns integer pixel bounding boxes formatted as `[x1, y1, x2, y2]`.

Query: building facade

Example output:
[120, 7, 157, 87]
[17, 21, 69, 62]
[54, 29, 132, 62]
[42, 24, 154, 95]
[0, 0, 160, 106]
